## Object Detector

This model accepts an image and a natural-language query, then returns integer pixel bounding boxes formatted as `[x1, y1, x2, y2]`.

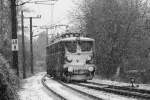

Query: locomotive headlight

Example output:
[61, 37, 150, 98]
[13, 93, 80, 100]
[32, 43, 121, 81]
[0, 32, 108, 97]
[87, 56, 91, 60]
[67, 56, 72, 61]
[68, 67, 73, 72]
[88, 67, 94, 72]
[86, 55, 94, 64]
[65, 56, 72, 63]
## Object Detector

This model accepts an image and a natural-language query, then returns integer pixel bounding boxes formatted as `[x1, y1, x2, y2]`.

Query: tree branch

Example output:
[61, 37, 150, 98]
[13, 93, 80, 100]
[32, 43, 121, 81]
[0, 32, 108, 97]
[16, 0, 33, 6]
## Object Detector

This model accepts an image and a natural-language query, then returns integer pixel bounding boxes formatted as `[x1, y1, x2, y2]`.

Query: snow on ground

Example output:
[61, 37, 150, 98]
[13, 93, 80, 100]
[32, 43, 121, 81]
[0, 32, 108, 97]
[45, 78, 92, 100]
[18, 72, 54, 100]
[67, 83, 137, 100]
[18, 72, 149, 100]
[89, 78, 150, 90]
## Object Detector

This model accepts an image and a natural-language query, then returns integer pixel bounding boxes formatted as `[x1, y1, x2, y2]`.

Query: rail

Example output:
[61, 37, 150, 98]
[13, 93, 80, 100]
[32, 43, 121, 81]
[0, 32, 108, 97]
[57, 80, 103, 100]
[41, 75, 67, 100]
[42, 75, 103, 100]
[73, 81, 150, 99]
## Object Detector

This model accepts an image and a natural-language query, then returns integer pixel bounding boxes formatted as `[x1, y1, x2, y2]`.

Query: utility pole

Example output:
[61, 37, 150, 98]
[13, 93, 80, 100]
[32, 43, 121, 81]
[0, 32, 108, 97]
[21, 11, 26, 78]
[30, 17, 33, 74]
[46, 28, 49, 45]
[11, 0, 19, 76]
[40, 27, 50, 45]
[50, 1, 54, 36]
[0, 0, 3, 35]
[24, 15, 41, 74]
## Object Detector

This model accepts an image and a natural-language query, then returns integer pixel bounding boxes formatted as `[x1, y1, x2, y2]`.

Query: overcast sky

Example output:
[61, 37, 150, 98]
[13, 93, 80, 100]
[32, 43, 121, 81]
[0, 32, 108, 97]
[23, 0, 76, 26]
[21, 0, 79, 37]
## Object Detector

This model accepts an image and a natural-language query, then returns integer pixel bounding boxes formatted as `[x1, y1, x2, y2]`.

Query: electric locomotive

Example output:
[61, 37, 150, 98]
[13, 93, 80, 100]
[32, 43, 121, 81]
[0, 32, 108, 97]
[46, 33, 96, 82]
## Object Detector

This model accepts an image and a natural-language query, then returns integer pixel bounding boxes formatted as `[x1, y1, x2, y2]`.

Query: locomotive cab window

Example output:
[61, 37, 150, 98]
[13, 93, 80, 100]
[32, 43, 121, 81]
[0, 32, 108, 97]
[79, 41, 93, 52]
[65, 41, 77, 53]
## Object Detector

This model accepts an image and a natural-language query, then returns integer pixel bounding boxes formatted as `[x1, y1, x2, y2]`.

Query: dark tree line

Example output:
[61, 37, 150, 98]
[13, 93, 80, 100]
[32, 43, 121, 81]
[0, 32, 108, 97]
[0, 0, 19, 100]
[0, 0, 11, 60]
[71, 0, 150, 83]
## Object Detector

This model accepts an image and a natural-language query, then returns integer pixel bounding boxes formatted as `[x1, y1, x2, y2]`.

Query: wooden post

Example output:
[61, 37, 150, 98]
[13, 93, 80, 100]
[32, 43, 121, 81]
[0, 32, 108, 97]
[46, 28, 49, 45]
[11, 0, 19, 76]
[30, 17, 34, 74]
[21, 11, 26, 78]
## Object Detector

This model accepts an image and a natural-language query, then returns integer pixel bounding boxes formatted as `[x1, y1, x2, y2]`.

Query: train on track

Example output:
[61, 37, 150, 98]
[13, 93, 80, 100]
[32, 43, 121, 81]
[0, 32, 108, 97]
[46, 33, 96, 82]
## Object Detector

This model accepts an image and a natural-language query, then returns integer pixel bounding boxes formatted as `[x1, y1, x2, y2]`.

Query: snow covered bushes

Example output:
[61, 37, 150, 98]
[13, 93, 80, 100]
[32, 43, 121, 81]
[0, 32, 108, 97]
[0, 1, 19, 99]
[70, 0, 150, 82]
[0, 54, 19, 100]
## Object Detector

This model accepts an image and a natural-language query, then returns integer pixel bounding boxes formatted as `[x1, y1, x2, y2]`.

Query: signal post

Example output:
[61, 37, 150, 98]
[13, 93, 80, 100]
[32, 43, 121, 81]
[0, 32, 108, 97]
[11, 0, 19, 76]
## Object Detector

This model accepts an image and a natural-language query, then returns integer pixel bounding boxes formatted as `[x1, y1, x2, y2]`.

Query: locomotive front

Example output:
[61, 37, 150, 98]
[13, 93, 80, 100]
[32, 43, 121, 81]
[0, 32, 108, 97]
[63, 37, 96, 81]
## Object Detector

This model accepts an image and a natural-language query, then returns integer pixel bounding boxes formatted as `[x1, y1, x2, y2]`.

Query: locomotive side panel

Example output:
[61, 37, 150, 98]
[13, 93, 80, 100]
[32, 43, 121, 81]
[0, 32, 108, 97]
[46, 42, 65, 78]
[46, 46, 55, 76]
[46, 46, 51, 75]
[54, 43, 63, 78]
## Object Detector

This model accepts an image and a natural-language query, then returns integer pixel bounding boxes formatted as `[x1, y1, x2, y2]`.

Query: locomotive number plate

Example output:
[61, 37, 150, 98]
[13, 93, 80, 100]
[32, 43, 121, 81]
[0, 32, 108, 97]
[73, 66, 88, 70]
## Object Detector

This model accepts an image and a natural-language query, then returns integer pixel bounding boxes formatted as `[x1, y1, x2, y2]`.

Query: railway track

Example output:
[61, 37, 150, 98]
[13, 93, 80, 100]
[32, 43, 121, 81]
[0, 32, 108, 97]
[73, 81, 150, 99]
[57, 80, 103, 100]
[42, 75, 103, 100]
[42, 74, 150, 99]
[41, 75, 66, 100]
[86, 81, 150, 95]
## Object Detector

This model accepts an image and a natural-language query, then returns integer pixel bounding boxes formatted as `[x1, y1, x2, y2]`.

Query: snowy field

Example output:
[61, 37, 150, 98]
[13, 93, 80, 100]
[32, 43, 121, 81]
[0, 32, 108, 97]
[67, 83, 137, 100]
[18, 72, 54, 100]
[45, 77, 93, 100]
[18, 72, 150, 100]
[90, 78, 150, 90]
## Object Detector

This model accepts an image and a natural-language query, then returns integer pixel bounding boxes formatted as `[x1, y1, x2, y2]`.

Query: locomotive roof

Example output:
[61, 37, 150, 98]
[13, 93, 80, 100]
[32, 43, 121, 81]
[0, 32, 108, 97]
[47, 37, 94, 47]
[61, 37, 94, 41]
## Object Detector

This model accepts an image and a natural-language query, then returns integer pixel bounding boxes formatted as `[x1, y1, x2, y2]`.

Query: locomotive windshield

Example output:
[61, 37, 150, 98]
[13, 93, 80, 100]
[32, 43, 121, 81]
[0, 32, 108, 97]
[65, 41, 77, 53]
[65, 40, 93, 53]
[79, 41, 93, 52]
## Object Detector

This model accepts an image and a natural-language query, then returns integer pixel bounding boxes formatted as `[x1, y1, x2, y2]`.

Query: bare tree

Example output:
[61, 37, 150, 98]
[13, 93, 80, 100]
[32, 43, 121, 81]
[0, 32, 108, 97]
[70, 0, 150, 82]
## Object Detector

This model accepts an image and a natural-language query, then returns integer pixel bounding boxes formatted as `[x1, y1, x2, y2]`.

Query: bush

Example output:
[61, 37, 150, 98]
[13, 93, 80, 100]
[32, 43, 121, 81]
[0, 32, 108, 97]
[0, 54, 19, 100]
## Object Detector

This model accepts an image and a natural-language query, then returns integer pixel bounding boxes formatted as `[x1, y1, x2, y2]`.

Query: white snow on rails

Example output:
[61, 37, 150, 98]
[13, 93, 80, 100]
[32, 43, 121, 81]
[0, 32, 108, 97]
[90, 78, 150, 91]
[18, 72, 150, 100]
[66, 83, 137, 100]
[18, 72, 54, 100]
[44, 77, 87, 100]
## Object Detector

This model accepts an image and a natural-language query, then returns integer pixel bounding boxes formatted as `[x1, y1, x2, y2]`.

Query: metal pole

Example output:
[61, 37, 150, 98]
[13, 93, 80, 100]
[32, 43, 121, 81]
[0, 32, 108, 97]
[21, 11, 26, 78]
[30, 17, 34, 74]
[51, 2, 54, 35]
[40, 27, 51, 45]
[24, 16, 41, 74]
[0, 0, 3, 35]
[11, 0, 19, 76]
[46, 28, 48, 45]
